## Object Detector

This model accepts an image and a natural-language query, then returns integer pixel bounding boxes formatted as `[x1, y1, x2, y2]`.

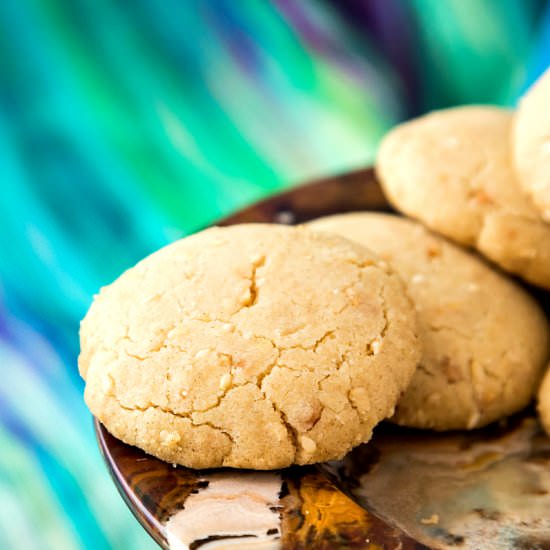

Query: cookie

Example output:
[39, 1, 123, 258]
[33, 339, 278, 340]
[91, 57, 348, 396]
[309, 213, 550, 430]
[514, 68, 550, 222]
[80, 224, 421, 469]
[377, 106, 550, 290]
[537, 365, 550, 437]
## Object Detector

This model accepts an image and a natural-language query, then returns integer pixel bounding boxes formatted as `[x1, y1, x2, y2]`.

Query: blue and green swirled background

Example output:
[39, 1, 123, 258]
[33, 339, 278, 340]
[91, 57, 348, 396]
[1, 1, 549, 548]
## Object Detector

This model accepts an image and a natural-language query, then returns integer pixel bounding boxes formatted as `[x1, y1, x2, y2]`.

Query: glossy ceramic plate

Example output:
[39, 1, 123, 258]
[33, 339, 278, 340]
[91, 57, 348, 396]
[95, 168, 550, 550]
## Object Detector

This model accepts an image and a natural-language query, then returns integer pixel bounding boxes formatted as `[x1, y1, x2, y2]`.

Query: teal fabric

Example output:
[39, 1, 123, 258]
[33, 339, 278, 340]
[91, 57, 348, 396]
[1, 1, 549, 548]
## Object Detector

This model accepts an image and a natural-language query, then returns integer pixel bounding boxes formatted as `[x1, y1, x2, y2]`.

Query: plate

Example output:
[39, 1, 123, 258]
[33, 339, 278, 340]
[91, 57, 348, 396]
[95, 168, 550, 549]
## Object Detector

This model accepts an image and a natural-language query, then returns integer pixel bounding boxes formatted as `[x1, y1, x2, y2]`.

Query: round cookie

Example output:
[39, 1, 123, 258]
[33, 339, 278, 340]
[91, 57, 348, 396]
[79, 224, 421, 469]
[377, 106, 550, 290]
[537, 366, 550, 437]
[308, 213, 550, 430]
[515, 68, 550, 222]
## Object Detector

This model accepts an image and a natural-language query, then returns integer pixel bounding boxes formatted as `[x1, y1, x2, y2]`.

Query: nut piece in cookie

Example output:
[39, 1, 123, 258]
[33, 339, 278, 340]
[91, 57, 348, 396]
[79, 224, 421, 469]
[309, 213, 550, 430]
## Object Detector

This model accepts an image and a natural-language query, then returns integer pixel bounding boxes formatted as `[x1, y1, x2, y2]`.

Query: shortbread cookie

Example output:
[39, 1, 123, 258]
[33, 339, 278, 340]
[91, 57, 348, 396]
[309, 213, 550, 430]
[515, 68, 550, 222]
[537, 365, 550, 437]
[377, 106, 550, 289]
[80, 224, 421, 469]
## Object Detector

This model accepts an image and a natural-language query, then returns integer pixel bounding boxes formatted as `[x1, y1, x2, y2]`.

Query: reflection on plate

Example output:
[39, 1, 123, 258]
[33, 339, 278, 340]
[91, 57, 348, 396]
[342, 415, 550, 550]
[96, 414, 550, 549]
[165, 472, 282, 549]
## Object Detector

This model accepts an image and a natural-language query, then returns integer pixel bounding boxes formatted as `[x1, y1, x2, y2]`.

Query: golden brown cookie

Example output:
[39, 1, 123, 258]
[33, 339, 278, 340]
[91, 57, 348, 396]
[80, 224, 421, 469]
[309, 213, 550, 430]
[514, 68, 550, 222]
[537, 365, 550, 437]
[377, 106, 550, 289]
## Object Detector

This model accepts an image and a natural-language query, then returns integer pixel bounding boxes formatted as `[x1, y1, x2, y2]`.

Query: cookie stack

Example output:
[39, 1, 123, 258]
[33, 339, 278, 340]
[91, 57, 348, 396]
[79, 69, 550, 470]
[371, 68, 550, 437]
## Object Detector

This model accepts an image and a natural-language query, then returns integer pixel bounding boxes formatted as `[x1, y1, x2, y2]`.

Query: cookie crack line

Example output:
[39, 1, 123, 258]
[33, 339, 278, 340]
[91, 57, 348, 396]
[108, 389, 236, 445]
[313, 256, 397, 319]
[467, 359, 482, 426]
[244, 255, 266, 308]
[256, 349, 283, 391]
[377, 283, 390, 340]
[345, 388, 364, 427]
[280, 329, 335, 353]
[260, 390, 299, 462]
[106, 371, 237, 429]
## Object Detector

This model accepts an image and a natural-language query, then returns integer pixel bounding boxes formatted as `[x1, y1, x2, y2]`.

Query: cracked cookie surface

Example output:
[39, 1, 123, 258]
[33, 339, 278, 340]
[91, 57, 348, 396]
[79, 224, 421, 469]
[514, 68, 550, 223]
[376, 106, 550, 290]
[309, 213, 550, 430]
